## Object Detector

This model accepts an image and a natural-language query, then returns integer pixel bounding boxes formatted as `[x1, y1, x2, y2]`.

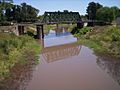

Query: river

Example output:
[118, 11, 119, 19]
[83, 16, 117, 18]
[26, 28, 120, 90]
[1, 28, 120, 90]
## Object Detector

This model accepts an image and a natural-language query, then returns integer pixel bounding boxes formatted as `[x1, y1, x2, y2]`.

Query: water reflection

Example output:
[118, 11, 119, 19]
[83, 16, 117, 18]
[41, 43, 81, 63]
[40, 27, 81, 63]
[45, 27, 71, 38]
[97, 56, 120, 85]
[0, 60, 36, 90]
[55, 27, 69, 36]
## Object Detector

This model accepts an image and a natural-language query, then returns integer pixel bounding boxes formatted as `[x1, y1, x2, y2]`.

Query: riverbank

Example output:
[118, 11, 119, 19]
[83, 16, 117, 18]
[74, 26, 120, 58]
[0, 33, 41, 81]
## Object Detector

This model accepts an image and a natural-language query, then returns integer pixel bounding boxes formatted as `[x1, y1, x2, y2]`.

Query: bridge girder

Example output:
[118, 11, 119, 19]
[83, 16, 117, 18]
[42, 11, 82, 24]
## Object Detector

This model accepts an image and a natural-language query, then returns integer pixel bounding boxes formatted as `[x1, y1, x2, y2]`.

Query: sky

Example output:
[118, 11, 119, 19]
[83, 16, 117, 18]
[14, 0, 120, 15]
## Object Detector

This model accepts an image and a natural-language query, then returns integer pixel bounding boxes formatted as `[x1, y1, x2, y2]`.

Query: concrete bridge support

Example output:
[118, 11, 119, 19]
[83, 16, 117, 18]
[18, 25, 25, 35]
[36, 25, 44, 39]
[77, 22, 83, 29]
[87, 22, 94, 27]
[56, 23, 59, 29]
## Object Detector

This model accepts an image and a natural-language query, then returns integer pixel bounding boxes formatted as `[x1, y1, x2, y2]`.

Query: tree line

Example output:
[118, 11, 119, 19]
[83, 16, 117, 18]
[0, 1, 120, 24]
[86, 2, 120, 23]
[0, 0, 39, 24]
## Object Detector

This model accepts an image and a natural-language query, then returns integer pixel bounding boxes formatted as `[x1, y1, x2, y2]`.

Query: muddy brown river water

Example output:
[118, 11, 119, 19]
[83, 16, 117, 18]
[1, 29, 120, 90]
[26, 29, 120, 90]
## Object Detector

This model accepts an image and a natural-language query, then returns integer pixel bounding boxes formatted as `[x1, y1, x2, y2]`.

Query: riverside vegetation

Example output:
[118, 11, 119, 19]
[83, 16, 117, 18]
[74, 26, 120, 58]
[0, 33, 41, 81]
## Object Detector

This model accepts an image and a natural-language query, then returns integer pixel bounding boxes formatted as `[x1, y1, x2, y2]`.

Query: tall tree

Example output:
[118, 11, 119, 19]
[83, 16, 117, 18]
[96, 7, 113, 23]
[86, 2, 102, 20]
[20, 3, 39, 22]
[11, 5, 22, 22]
[111, 6, 120, 20]
[21, 3, 27, 22]
[0, 1, 39, 23]
[0, 0, 13, 22]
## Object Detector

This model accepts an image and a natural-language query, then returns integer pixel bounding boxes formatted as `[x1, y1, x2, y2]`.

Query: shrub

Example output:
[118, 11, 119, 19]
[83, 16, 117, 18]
[76, 26, 120, 58]
[74, 27, 92, 37]
[0, 33, 41, 80]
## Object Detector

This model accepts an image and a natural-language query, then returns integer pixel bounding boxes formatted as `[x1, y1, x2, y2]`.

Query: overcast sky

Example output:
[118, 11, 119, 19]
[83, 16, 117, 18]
[14, 0, 120, 15]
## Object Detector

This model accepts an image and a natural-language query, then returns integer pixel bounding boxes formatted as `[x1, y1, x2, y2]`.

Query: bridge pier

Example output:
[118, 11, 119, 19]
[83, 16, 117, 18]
[36, 25, 44, 39]
[56, 23, 59, 29]
[18, 25, 25, 35]
[87, 21, 94, 27]
[77, 22, 83, 29]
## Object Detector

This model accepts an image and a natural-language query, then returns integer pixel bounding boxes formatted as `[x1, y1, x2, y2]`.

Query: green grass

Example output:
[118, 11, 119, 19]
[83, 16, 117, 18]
[76, 26, 120, 58]
[78, 38, 106, 53]
[74, 27, 92, 37]
[0, 33, 41, 80]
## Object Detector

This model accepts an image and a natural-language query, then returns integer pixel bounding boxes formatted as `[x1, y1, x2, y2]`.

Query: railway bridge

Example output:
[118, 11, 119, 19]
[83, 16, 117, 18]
[17, 11, 82, 39]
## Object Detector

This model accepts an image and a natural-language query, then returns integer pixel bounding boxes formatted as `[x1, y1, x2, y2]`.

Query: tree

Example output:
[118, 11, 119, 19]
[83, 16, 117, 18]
[26, 4, 39, 22]
[0, 1, 39, 23]
[5, 7, 11, 21]
[0, 0, 13, 3]
[81, 15, 87, 21]
[96, 7, 113, 23]
[37, 15, 44, 21]
[20, 3, 39, 22]
[111, 6, 120, 20]
[86, 2, 102, 20]
[11, 5, 22, 22]
[0, 0, 13, 22]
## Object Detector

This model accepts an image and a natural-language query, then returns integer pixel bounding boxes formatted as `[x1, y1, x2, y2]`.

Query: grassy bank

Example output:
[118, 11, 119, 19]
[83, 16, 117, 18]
[0, 33, 41, 80]
[74, 26, 120, 58]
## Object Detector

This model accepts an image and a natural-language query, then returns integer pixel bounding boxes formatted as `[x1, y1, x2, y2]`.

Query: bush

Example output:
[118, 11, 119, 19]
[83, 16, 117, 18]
[0, 33, 41, 80]
[76, 26, 120, 58]
[74, 27, 92, 37]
